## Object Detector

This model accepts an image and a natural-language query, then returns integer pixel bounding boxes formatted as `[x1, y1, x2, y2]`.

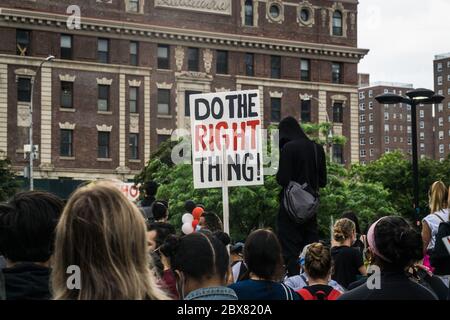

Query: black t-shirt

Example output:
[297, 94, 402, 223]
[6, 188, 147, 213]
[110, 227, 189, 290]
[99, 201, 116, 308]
[338, 272, 438, 300]
[331, 246, 364, 289]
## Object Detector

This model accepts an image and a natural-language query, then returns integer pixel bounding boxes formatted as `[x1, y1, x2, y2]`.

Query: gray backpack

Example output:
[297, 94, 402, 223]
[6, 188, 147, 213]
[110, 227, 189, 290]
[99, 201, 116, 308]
[282, 144, 319, 224]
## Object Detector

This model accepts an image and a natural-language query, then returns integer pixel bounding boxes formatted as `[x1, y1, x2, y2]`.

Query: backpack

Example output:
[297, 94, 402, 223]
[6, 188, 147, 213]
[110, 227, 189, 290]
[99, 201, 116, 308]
[297, 287, 341, 301]
[430, 220, 450, 276]
[282, 143, 319, 225]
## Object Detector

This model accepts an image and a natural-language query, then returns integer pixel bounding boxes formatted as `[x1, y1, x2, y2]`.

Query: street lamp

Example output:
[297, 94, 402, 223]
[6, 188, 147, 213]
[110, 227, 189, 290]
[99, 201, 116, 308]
[375, 88, 444, 224]
[302, 95, 334, 162]
[28, 55, 55, 191]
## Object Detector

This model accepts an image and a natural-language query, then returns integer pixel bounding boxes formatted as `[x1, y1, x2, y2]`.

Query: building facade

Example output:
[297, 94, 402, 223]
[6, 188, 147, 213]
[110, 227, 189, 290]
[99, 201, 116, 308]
[433, 53, 450, 161]
[358, 77, 435, 164]
[0, 0, 367, 194]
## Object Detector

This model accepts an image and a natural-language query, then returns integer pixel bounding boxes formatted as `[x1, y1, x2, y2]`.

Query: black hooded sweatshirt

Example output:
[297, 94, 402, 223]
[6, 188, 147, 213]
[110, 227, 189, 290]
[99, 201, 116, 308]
[276, 117, 327, 193]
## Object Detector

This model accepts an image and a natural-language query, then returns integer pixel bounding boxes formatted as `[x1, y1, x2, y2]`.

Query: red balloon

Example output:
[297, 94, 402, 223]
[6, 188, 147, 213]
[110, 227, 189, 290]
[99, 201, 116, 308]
[192, 219, 199, 230]
[192, 207, 204, 220]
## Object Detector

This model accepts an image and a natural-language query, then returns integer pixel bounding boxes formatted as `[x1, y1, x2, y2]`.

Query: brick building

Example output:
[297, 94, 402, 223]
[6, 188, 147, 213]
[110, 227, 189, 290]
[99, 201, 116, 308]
[0, 0, 367, 195]
[433, 53, 450, 161]
[358, 76, 435, 164]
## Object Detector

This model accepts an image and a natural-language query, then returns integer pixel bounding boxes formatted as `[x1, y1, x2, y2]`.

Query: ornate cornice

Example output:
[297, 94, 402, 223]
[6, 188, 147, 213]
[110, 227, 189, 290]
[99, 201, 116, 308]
[0, 7, 368, 62]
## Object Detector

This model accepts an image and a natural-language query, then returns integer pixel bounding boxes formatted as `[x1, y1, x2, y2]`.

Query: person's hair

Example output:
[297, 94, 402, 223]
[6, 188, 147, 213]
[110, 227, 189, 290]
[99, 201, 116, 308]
[144, 181, 159, 197]
[341, 211, 361, 235]
[51, 181, 169, 300]
[333, 218, 355, 243]
[304, 243, 332, 280]
[373, 216, 422, 269]
[161, 231, 229, 282]
[152, 201, 168, 221]
[184, 200, 196, 213]
[428, 181, 448, 213]
[0, 191, 63, 263]
[244, 229, 284, 281]
[147, 222, 176, 248]
[201, 212, 223, 232]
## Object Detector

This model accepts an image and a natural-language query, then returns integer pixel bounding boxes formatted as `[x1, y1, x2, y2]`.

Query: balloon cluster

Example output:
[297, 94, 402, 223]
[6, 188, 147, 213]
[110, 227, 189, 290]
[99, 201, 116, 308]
[181, 206, 204, 235]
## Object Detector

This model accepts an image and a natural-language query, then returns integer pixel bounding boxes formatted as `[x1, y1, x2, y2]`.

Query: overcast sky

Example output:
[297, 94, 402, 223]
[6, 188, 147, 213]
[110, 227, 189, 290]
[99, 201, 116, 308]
[358, 0, 450, 89]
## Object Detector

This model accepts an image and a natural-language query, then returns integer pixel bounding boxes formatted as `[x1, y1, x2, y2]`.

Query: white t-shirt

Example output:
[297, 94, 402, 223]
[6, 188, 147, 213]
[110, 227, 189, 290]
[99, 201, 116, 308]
[423, 208, 449, 251]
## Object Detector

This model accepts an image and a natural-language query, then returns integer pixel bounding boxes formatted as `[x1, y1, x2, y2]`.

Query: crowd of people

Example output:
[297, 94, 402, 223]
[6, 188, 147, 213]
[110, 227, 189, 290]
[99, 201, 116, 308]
[0, 177, 449, 300]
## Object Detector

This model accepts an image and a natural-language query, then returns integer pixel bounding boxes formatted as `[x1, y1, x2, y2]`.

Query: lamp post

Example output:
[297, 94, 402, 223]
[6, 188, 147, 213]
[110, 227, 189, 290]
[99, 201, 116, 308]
[302, 95, 334, 162]
[375, 89, 444, 224]
[29, 55, 55, 191]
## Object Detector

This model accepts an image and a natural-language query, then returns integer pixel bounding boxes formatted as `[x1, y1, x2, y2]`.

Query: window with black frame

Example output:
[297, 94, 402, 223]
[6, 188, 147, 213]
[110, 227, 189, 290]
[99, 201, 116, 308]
[60, 129, 73, 157]
[129, 133, 139, 160]
[60, 34, 73, 60]
[61, 81, 73, 108]
[332, 11, 343, 36]
[245, 53, 254, 76]
[333, 102, 343, 123]
[130, 41, 138, 66]
[333, 144, 344, 164]
[271, 55, 281, 79]
[301, 99, 311, 123]
[300, 59, 310, 81]
[332, 62, 342, 84]
[216, 50, 228, 74]
[271, 98, 281, 122]
[130, 87, 138, 113]
[98, 85, 110, 112]
[244, 0, 254, 26]
[98, 38, 109, 64]
[157, 44, 170, 69]
[16, 30, 31, 56]
[98, 132, 110, 158]
[17, 78, 31, 102]
[188, 48, 199, 71]
[157, 89, 170, 115]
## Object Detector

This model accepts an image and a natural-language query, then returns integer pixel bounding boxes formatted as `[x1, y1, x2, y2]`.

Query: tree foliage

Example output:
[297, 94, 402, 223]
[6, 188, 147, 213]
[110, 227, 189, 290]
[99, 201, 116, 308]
[0, 157, 19, 202]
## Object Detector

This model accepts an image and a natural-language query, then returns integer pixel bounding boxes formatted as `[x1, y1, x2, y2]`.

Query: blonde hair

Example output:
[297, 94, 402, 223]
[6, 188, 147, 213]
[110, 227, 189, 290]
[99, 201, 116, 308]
[333, 218, 355, 243]
[428, 181, 448, 213]
[51, 181, 169, 300]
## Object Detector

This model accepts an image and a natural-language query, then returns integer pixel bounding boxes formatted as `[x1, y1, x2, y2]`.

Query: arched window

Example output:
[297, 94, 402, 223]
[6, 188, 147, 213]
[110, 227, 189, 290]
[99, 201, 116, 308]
[332, 10, 343, 36]
[245, 0, 254, 26]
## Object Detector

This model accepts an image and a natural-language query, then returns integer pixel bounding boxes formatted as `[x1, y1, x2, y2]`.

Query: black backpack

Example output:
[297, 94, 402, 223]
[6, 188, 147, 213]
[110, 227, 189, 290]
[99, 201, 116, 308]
[430, 221, 450, 276]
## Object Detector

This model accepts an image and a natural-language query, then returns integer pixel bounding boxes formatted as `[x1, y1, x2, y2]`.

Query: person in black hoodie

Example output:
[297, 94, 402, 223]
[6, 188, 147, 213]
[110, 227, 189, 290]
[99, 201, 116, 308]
[276, 116, 327, 277]
[0, 191, 64, 300]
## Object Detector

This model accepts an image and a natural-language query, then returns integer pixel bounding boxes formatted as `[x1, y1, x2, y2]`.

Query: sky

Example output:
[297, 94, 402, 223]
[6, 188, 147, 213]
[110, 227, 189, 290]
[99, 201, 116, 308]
[358, 0, 450, 89]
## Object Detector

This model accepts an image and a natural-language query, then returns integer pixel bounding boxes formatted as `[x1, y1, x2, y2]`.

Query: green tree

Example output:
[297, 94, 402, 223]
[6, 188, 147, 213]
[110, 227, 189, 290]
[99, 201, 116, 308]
[0, 157, 19, 201]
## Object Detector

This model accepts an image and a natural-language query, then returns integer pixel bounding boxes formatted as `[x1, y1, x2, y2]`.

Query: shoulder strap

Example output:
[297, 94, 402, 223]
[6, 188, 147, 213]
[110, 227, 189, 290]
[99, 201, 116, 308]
[300, 274, 309, 286]
[433, 212, 446, 223]
[297, 288, 315, 300]
[281, 283, 294, 300]
[327, 289, 342, 300]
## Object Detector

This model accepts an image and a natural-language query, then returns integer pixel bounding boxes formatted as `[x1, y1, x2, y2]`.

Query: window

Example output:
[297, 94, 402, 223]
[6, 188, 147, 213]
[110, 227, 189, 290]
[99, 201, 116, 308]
[17, 78, 31, 102]
[360, 149, 366, 157]
[60, 34, 72, 60]
[437, 76, 443, 85]
[244, 0, 254, 26]
[331, 63, 342, 84]
[407, 126, 411, 133]
[129, 133, 139, 160]
[333, 144, 343, 164]
[447, 88, 450, 95]
[368, 90, 373, 98]
[359, 103, 365, 111]
[188, 48, 199, 71]
[437, 63, 443, 72]
[419, 121, 424, 129]
[369, 149, 374, 157]
[98, 132, 110, 159]
[300, 59, 310, 81]
[61, 81, 73, 108]
[157, 45, 170, 69]
[384, 136, 389, 144]
[384, 124, 389, 132]
[369, 125, 374, 133]
[359, 115, 365, 123]
[332, 102, 343, 123]
[369, 113, 374, 122]
[98, 38, 109, 63]
[300, 100, 311, 123]
[271, 55, 281, 79]
[359, 92, 365, 100]
[98, 85, 110, 112]
[332, 11, 343, 36]
[393, 125, 397, 131]
[420, 132, 425, 140]
[245, 53, 254, 76]
[216, 50, 228, 74]
[157, 89, 170, 115]
[60, 129, 73, 157]
[438, 90, 443, 95]
[369, 137, 374, 145]
[407, 114, 411, 122]
[420, 110, 424, 118]
[437, 104, 443, 112]
[439, 117, 444, 126]
[269, 3, 281, 19]
[407, 137, 412, 145]
[158, 134, 170, 146]
[439, 144, 444, 154]
[360, 138, 366, 146]
[368, 101, 373, 109]
[185, 91, 201, 117]
[360, 126, 366, 134]
[130, 87, 138, 113]
[299, 8, 311, 23]
[271, 98, 281, 122]
[129, 0, 140, 12]
[130, 41, 138, 66]
[439, 131, 444, 140]
[384, 112, 389, 121]
[16, 30, 31, 56]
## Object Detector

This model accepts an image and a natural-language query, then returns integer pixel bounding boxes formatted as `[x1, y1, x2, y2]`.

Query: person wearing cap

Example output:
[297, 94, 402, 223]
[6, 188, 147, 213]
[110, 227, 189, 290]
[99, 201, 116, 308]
[339, 216, 438, 300]
[230, 242, 248, 283]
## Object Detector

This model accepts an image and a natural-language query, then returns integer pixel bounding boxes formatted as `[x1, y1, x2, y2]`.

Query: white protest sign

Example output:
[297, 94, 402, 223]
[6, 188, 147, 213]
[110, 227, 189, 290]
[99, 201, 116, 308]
[119, 183, 141, 202]
[190, 90, 264, 189]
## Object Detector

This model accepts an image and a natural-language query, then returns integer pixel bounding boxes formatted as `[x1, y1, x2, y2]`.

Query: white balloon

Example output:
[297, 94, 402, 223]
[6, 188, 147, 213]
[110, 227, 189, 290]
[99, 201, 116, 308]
[182, 213, 194, 224]
[182, 222, 194, 235]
